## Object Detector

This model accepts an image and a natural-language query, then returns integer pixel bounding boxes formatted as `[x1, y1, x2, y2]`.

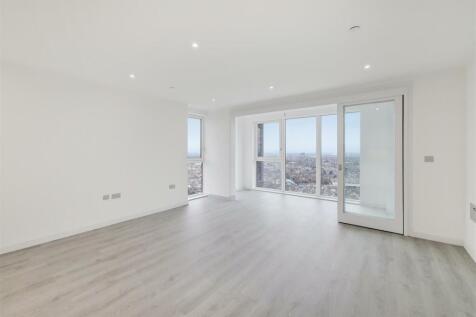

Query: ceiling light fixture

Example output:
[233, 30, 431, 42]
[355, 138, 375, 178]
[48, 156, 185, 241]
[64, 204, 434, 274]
[269, 85, 275, 90]
[129, 74, 136, 79]
[364, 64, 371, 70]
[192, 42, 199, 49]
[212, 98, 216, 103]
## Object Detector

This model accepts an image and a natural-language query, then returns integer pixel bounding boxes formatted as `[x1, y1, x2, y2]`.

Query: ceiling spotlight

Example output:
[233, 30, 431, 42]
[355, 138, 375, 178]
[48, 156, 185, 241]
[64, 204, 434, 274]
[191, 42, 199, 49]
[376, 107, 380, 111]
[129, 74, 136, 79]
[211, 98, 216, 103]
[364, 64, 371, 70]
[349, 25, 361, 32]
[269, 85, 275, 90]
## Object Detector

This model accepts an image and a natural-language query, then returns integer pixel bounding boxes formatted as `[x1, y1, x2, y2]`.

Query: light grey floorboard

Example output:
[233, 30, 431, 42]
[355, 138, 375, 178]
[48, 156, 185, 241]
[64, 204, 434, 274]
[0, 191, 475, 317]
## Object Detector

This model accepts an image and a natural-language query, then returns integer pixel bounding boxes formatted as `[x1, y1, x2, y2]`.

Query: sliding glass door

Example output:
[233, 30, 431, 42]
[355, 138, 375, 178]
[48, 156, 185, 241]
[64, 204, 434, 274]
[337, 97, 403, 233]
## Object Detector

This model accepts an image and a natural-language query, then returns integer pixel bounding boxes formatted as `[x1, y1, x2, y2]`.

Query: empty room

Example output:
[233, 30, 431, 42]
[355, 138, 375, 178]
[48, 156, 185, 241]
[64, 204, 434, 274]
[1, 0, 476, 316]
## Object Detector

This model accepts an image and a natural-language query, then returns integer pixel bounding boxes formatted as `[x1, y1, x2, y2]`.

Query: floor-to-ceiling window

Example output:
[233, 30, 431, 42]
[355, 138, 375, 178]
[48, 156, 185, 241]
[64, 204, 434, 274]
[320, 115, 338, 197]
[255, 121, 282, 190]
[285, 117, 317, 194]
[253, 111, 337, 199]
[187, 116, 203, 196]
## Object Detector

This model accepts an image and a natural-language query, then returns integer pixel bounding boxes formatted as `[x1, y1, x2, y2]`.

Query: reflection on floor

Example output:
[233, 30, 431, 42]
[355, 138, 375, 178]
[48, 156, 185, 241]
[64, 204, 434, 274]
[0, 191, 475, 316]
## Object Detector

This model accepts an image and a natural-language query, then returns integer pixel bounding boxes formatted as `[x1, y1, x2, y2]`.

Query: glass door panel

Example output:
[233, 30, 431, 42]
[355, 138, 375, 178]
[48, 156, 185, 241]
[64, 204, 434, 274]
[338, 98, 403, 234]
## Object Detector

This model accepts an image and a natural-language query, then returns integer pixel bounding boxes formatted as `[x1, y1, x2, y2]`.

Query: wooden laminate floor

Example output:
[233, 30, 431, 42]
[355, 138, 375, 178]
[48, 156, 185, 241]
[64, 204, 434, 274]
[1, 191, 475, 317]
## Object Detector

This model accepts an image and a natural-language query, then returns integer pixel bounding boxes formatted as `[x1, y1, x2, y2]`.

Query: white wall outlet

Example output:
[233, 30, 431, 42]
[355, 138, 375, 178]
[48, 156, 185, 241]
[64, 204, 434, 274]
[111, 193, 121, 199]
[169, 184, 176, 190]
[471, 203, 476, 223]
[102, 194, 110, 200]
[424, 155, 434, 163]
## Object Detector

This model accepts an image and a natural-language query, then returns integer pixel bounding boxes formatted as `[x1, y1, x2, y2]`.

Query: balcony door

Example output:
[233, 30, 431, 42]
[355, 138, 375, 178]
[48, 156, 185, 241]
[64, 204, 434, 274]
[337, 97, 403, 234]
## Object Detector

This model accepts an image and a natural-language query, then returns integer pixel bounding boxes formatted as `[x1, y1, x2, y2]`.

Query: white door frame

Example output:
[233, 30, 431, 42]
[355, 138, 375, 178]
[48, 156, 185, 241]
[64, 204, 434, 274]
[337, 95, 404, 234]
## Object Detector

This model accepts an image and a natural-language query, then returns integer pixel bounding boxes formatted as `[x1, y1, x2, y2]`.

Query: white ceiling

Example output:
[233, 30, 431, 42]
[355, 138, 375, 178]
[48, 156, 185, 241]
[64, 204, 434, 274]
[1, 0, 474, 109]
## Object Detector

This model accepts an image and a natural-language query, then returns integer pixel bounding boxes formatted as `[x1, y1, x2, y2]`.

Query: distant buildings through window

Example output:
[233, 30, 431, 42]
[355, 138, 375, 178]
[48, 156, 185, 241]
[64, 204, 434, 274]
[187, 116, 203, 196]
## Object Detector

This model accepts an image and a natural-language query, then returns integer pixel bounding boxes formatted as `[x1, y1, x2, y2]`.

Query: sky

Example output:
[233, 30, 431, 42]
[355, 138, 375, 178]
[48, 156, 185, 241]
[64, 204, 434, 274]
[188, 113, 361, 158]
[285, 117, 316, 154]
[344, 112, 360, 154]
[263, 114, 360, 155]
[187, 117, 201, 157]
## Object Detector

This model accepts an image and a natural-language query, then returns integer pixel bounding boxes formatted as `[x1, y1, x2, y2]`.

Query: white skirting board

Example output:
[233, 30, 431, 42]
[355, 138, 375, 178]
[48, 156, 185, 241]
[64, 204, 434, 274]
[0, 201, 188, 255]
[408, 231, 464, 246]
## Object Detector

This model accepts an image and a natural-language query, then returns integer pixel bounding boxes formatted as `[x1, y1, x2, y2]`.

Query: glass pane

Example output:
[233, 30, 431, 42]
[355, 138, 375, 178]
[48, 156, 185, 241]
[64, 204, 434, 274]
[188, 161, 203, 195]
[344, 101, 395, 219]
[257, 122, 280, 157]
[256, 161, 281, 190]
[320, 115, 338, 197]
[285, 117, 316, 194]
[187, 117, 201, 158]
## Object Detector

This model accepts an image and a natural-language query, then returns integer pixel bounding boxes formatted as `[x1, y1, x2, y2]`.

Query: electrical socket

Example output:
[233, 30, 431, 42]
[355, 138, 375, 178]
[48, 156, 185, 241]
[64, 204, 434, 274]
[102, 194, 110, 200]
[111, 193, 121, 199]
[424, 155, 434, 163]
[471, 203, 476, 223]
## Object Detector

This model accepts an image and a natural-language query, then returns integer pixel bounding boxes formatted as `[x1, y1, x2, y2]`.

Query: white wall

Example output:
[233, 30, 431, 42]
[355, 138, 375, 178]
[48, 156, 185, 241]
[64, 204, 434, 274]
[411, 68, 466, 245]
[0, 63, 188, 253]
[203, 108, 234, 198]
[463, 5, 476, 262]
[235, 116, 254, 190]
[465, 60, 476, 261]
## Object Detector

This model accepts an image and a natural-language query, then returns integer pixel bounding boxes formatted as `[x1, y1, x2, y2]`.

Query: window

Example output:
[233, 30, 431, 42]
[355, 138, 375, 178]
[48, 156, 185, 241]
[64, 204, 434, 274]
[253, 111, 338, 199]
[285, 117, 316, 194]
[255, 121, 282, 190]
[257, 122, 280, 158]
[187, 116, 203, 196]
[343, 111, 361, 201]
[320, 115, 338, 197]
[256, 161, 281, 189]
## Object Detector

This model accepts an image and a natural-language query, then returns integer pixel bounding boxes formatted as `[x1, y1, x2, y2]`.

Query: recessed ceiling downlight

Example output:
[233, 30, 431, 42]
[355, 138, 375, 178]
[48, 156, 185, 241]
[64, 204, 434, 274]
[129, 74, 136, 79]
[212, 98, 216, 103]
[269, 85, 275, 90]
[192, 42, 199, 49]
[364, 64, 371, 70]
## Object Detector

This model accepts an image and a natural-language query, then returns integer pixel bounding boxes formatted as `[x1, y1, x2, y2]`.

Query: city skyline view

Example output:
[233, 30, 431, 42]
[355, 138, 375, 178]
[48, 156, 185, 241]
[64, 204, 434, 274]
[256, 114, 361, 199]
[189, 114, 362, 198]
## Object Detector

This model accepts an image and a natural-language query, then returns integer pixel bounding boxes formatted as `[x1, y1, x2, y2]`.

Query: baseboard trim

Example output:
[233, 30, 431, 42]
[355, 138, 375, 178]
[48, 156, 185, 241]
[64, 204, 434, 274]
[0, 201, 188, 255]
[464, 243, 476, 262]
[409, 231, 464, 246]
